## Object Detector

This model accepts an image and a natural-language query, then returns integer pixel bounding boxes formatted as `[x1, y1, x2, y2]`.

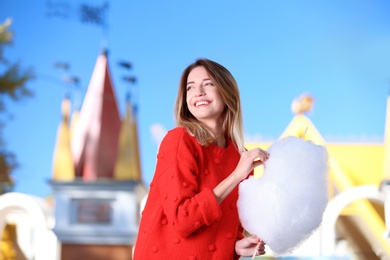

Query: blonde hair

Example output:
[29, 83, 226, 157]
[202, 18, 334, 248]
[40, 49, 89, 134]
[174, 58, 245, 154]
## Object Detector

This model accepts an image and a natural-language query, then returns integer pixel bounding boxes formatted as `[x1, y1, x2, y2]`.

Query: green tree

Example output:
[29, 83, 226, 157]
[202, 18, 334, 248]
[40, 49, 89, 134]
[0, 18, 34, 193]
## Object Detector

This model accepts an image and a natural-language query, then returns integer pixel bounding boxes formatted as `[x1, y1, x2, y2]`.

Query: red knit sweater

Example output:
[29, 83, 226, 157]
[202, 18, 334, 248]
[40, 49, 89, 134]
[134, 127, 244, 260]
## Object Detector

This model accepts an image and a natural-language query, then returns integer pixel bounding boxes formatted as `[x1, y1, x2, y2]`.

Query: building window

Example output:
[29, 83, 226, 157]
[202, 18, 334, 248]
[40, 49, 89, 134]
[71, 198, 113, 224]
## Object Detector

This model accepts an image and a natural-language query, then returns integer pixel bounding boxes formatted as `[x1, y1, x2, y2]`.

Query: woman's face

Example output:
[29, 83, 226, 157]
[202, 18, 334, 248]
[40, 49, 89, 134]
[186, 66, 224, 126]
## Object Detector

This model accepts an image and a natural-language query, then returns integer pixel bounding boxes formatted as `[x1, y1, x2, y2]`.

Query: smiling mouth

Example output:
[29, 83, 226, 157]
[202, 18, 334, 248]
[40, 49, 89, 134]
[195, 101, 209, 107]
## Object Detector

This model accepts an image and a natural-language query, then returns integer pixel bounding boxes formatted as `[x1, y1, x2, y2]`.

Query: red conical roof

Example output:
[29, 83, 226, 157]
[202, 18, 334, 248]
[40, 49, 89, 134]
[71, 52, 121, 180]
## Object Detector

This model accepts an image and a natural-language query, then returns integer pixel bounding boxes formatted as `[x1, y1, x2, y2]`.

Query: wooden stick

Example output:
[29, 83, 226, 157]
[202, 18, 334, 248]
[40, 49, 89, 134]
[302, 126, 308, 139]
[251, 242, 259, 260]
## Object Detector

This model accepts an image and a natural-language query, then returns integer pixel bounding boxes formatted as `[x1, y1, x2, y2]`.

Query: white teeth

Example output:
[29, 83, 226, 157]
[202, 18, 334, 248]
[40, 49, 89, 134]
[196, 101, 209, 107]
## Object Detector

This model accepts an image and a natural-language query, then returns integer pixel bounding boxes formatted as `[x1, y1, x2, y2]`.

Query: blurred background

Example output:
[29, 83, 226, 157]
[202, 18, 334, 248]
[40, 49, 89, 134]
[1, 0, 390, 259]
[1, 0, 389, 197]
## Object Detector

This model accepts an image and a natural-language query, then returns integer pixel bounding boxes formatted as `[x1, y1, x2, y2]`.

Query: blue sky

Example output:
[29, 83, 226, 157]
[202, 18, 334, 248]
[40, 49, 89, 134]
[1, 0, 390, 197]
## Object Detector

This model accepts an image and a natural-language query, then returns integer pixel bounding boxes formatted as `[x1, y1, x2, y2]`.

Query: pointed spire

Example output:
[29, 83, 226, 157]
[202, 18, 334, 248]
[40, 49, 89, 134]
[70, 108, 79, 142]
[114, 95, 142, 181]
[383, 93, 390, 179]
[52, 97, 75, 181]
[132, 104, 142, 180]
[71, 52, 121, 181]
[70, 85, 82, 142]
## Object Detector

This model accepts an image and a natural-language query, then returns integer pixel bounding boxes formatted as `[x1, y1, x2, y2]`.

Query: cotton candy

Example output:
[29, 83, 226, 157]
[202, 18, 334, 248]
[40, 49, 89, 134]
[237, 136, 329, 255]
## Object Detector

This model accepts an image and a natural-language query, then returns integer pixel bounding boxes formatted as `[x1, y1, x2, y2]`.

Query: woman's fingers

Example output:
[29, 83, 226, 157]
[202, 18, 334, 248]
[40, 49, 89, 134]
[246, 148, 269, 161]
[256, 241, 266, 255]
[235, 148, 270, 180]
[250, 148, 269, 165]
[256, 148, 269, 160]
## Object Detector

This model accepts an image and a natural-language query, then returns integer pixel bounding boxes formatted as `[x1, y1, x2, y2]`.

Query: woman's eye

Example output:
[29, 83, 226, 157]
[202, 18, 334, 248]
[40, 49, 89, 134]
[186, 85, 193, 91]
[205, 82, 214, 86]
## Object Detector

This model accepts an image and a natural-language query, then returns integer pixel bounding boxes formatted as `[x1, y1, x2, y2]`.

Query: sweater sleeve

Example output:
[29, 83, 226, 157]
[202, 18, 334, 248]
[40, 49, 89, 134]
[155, 129, 222, 238]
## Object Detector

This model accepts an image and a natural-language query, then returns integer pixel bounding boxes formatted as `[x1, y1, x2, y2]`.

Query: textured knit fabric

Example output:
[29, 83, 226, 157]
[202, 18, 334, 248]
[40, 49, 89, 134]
[134, 127, 244, 260]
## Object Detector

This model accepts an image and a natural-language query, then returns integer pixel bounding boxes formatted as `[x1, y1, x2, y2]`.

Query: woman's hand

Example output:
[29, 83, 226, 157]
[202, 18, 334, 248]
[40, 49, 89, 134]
[213, 147, 269, 203]
[235, 235, 266, 257]
[233, 148, 269, 181]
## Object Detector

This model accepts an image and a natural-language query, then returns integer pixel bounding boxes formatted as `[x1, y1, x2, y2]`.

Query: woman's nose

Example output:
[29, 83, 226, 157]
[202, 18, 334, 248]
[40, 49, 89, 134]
[195, 86, 205, 96]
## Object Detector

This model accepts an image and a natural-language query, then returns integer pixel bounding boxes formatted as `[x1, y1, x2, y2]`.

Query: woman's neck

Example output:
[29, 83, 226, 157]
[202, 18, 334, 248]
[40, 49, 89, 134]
[214, 134, 226, 148]
[206, 123, 226, 148]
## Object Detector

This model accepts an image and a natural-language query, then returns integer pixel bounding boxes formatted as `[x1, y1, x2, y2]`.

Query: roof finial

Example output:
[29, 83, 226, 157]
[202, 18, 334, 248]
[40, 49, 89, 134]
[101, 48, 109, 56]
[291, 93, 315, 115]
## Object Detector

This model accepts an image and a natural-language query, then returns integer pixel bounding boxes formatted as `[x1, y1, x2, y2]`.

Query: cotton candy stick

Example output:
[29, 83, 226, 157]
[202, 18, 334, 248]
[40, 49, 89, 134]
[302, 126, 308, 139]
[251, 246, 257, 260]
[251, 242, 260, 260]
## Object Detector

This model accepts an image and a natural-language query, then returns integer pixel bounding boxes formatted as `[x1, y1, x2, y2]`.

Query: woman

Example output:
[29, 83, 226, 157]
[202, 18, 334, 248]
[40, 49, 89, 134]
[134, 58, 269, 259]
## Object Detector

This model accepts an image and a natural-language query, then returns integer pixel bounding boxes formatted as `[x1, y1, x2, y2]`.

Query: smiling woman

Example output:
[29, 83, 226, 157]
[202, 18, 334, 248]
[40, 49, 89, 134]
[185, 66, 225, 139]
[176, 59, 246, 151]
[133, 58, 269, 260]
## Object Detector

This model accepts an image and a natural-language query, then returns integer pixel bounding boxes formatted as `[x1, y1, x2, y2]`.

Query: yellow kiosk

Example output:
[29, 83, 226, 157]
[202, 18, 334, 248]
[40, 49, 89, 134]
[246, 94, 390, 259]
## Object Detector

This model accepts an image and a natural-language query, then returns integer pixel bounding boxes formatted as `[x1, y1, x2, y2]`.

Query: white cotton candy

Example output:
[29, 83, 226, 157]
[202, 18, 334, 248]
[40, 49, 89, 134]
[237, 136, 329, 255]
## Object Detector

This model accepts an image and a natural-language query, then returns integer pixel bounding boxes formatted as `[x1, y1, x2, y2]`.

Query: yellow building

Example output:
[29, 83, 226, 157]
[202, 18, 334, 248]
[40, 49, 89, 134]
[246, 94, 390, 259]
